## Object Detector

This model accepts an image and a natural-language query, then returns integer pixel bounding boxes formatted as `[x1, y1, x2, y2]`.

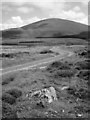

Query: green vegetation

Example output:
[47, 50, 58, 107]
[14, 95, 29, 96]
[67, 87, 89, 100]
[2, 102, 17, 118]
[46, 61, 76, 79]
[40, 50, 53, 54]
[2, 93, 16, 105]
[1, 17, 89, 118]
[77, 70, 89, 81]
[2, 18, 88, 41]
[2, 74, 16, 85]
[47, 61, 71, 72]
[2, 38, 88, 46]
[1, 45, 90, 118]
[74, 60, 89, 70]
[0, 53, 14, 58]
[5, 88, 22, 99]
[53, 70, 75, 78]
[78, 49, 90, 58]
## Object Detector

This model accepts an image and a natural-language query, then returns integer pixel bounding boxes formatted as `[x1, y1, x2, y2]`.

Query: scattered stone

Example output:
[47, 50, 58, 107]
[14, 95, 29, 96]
[76, 113, 83, 117]
[60, 86, 69, 90]
[29, 86, 57, 104]
[62, 109, 65, 113]
[77, 114, 83, 117]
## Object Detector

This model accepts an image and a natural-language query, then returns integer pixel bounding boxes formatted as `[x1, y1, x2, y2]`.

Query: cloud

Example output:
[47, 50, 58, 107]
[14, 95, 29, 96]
[50, 10, 88, 25]
[1, 0, 88, 30]
[79, 17, 88, 24]
[2, 0, 65, 11]
[0, 23, 19, 30]
[1, 16, 24, 30]
[11, 16, 23, 25]
[1, 16, 42, 30]
[65, 0, 89, 4]
[17, 7, 33, 13]
[11, 16, 41, 25]
[81, 0, 89, 5]
[73, 6, 81, 12]
[2, 0, 89, 4]
[2, 0, 88, 17]
[2, 0, 88, 19]
[2, 0, 66, 19]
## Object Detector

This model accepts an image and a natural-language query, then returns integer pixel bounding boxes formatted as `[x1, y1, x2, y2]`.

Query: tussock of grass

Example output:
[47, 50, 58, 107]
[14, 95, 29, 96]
[46, 61, 76, 79]
[6, 88, 22, 98]
[77, 70, 89, 81]
[53, 70, 75, 78]
[2, 93, 16, 105]
[78, 49, 90, 58]
[2, 74, 16, 85]
[67, 87, 89, 100]
[46, 61, 72, 74]
[48, 61, 71, 70]
[74, 60, 89, 70]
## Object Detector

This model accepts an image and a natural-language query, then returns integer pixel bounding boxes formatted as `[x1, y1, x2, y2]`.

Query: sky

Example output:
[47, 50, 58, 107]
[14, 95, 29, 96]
[0, 0, 89, 30]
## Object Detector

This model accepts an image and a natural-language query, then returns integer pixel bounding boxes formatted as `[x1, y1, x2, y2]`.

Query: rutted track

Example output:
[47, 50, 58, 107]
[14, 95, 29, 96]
[0, 51, 74, 75]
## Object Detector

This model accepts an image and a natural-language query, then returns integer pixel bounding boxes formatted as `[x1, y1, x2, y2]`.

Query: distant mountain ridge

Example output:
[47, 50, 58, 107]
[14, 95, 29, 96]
[1, 18, 89, 40]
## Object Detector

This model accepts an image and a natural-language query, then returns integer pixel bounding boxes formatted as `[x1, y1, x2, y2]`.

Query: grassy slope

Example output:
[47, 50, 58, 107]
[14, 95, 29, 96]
[1, 18, 89, 45]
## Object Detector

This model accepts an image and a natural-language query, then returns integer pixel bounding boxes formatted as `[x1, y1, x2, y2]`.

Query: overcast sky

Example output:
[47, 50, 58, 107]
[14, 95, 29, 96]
[0, 0, 89, 30]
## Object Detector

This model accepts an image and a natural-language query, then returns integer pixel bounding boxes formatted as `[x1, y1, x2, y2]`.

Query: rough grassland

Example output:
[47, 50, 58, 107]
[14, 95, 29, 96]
[1, 45, 89, 118]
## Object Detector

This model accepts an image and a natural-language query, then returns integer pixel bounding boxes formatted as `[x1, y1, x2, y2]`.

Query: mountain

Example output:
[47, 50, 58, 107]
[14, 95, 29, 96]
[1, 18, 89, 40]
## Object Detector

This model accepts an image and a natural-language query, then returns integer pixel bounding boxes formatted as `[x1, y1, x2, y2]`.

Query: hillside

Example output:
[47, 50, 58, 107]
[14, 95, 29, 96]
[1, 18, 89, 40]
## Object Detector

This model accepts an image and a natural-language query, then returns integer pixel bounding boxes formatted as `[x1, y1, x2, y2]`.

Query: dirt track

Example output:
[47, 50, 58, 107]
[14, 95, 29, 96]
[0, 50, 73, 75]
